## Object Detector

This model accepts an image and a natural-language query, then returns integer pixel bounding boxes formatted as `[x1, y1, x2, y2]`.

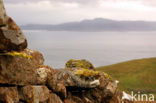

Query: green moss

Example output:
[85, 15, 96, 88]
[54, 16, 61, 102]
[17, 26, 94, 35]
[0, 51, 32, 59]
[74, 68, 100, 78]
[65, 59, 95, 70]
[103, 72, 112, 81]
[66, 59, 112, 80]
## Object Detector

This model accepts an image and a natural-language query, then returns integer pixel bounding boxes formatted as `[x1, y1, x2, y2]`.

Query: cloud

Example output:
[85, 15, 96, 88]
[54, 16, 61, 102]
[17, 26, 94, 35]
[4, 0, 156, 25]
[140, 0, 156, 7]
[5, 0, 44, 3]
[4, 0, 156, 8]
[53, 0, 96, 4]
[4, 0, 97, 4]
[1, 0, 151, 4]
[122, 0, 156, 7]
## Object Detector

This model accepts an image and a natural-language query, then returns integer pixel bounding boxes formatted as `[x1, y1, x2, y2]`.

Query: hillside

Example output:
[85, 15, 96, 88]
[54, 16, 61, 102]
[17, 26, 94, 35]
[96, 58, 156, 94]
[21, 18, 156, 31]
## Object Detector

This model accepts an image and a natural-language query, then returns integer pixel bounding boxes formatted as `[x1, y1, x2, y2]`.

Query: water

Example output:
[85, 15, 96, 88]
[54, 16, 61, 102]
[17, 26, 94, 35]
[24, 30, 156, 68]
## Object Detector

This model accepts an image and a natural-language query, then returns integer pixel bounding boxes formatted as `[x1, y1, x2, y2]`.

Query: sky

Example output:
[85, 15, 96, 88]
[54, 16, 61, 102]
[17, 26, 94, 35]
[3, 0, 156, 25]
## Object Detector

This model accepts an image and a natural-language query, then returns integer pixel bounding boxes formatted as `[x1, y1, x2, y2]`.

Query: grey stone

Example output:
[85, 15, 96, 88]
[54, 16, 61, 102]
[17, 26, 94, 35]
[0, 0, 8, 26]
[0, 18, 27, 52]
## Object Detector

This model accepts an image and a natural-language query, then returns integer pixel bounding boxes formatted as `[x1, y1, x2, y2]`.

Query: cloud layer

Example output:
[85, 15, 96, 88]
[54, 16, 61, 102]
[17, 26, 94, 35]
[4, 0, 156, 7]
[4, 0, 156, 25]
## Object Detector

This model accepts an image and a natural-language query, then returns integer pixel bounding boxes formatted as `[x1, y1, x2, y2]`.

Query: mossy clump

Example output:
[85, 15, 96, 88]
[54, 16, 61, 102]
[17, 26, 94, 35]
[66, 59, 112, 80]
[0, 51, 32, 59]
[65, 59, 95, 70]
[103, 72, 112, 81]
[74, 68, 100, 78]
[74, 68, 112, 81]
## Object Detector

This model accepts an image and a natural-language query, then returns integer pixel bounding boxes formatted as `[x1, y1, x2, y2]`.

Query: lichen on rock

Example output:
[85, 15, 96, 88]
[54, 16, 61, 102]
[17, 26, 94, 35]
[0, 48, 45, 85]
[74, 68, 100, 78]
[0, 51, 32, 59]
[65, 59, 95, 70]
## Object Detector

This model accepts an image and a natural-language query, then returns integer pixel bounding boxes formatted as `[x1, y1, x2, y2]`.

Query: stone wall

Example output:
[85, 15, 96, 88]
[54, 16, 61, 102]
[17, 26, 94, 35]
[0, 0, 133, 103]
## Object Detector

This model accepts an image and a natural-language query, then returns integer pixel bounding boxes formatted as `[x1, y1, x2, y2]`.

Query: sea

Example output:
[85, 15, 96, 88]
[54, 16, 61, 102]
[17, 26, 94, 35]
[24, 30, 156, 68]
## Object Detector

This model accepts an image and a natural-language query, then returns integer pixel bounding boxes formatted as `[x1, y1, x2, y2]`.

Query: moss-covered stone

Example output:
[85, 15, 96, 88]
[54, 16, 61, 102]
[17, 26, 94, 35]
[65, 59, 95, 70]
[74, 68, 100, 78]
[103, 72, 112, 81]
[0, 51, 32, 59]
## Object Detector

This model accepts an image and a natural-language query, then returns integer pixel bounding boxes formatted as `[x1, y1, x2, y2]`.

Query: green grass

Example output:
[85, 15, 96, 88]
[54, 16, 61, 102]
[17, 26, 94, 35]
[96, 58, 156, 95]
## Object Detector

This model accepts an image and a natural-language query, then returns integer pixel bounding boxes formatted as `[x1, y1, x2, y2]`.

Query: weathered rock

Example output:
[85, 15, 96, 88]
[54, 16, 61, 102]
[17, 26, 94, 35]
[0, 49, 46, 85]
[81, 88, 104, 103]
[48, 69, 101, 98]
[0, 0, 27, 52]
[37, 65, 53, 84]
[0, 17, 27, 52]
[18, 85, 50, 103]
[0, 87, 19, 103]
[64, 97, 83, 103]
[64, 99, 76, 103]
[65, 59, 95, 70]
[83, 97, 93, 103]
[47, 70, 67, 98]
[48, 68, 106, 87]
[108, 89, 123, 103]
[47, 68, 111, 99]
[0, 0, 8, 26]
[48, 93, 63, 103]
[104, 81, 118, 97]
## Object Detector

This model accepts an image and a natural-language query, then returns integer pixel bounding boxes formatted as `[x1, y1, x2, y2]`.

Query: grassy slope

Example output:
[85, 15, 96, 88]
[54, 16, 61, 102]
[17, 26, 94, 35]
[96, 58, 156, 94]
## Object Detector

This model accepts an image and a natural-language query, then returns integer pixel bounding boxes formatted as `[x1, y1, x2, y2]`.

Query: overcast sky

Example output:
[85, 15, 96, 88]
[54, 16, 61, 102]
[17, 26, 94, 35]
[3, 0, 156, 25]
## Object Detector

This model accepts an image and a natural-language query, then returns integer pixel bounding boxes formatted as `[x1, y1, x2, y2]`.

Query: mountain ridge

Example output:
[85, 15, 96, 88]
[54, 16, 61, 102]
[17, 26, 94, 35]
[21, 18, 156, 31]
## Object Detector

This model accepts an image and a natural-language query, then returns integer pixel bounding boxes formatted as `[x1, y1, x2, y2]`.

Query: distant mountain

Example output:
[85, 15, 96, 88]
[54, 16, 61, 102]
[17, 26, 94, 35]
[21, 18, 156, 31]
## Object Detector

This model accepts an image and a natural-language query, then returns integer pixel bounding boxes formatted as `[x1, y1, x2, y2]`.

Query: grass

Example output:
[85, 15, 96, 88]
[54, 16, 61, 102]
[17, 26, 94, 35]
[96, 58, 156, 101]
